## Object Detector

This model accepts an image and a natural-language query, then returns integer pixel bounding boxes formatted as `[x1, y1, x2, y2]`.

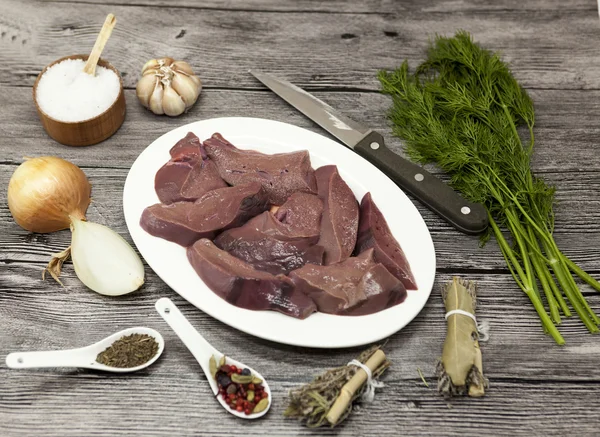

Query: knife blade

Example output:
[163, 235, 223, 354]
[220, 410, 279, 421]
[250, 70, 488, 235]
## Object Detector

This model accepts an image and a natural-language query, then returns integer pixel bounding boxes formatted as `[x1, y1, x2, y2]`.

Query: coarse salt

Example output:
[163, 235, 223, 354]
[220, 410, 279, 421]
[36, 58, 120, 122]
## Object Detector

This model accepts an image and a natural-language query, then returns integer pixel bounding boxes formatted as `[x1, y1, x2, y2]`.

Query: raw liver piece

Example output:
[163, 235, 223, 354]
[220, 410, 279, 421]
[215, 212, 325, 275]
[315, 165, 359, 265]
[169, 131, 202, 160]
[187, 239, 317, 319]
[342, 264, 407, 316]
[289, 249, 406, 315]
[140, 183, 269, 247]
[214, 193, 324, 274]
[202, 133, 317, 205]
[155, 132, 227, 204]
[355, 192, 417, 290]
[275, 192, 323, 240]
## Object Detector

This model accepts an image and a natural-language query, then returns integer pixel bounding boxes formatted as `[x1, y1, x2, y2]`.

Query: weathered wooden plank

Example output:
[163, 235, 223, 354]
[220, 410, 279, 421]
[2, 162, 600, 272]
[1, 87, 599, 172]
[1, 0, 600, 90]
[1, 364, 599, 437]
[2, 262, 600, 436]
[3, 261, 600, 380]
[1, 369, 599, 437]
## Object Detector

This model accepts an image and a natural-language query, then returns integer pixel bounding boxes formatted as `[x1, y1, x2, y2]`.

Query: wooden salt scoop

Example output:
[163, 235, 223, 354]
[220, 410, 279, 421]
[83, 14, 117, 76]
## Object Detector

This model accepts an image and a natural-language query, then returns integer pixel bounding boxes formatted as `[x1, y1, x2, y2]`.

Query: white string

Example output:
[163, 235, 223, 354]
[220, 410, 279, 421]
[347, 359, 385, 403]
[445, 309, 490, 342]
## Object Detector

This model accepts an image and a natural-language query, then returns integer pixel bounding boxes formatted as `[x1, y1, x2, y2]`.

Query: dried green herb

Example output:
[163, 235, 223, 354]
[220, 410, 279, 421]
[231, 373, 253, 384]
[437, 277, 487, 398]
[284, 346, 389, 428]
[378, 30, 600, 344]
[96, 333, 159, 368]
[209, 355, 218, 378]
[417, 367, 429, 388]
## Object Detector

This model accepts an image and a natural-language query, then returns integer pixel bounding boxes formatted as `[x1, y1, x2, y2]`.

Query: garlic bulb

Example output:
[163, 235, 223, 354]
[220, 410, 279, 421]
[136, 57, 201, 116]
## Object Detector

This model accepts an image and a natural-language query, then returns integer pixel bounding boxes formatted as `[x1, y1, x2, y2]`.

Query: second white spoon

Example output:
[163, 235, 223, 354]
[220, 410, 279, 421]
[5, 327, 164, 373]
[155, 297, 271, 419]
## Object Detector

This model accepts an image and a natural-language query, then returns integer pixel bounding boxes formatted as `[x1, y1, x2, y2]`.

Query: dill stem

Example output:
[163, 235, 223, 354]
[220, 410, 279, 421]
[544, 236, 600, 325]
[488, 214, 525, 289]
[527, 226, 560, 323]
[540, 262, 571, 317]
[486, 167, 555, 247]
[524, 202, 568, 319]
[543, 240, 599, 333]
[556, 252, 600, 326]
[507, 212, 539, 302]
[492, 235, 526, 291]
[489, 215, 563, 343]
[496, 85, 522, 149]
[504, 207, 549, 264]
[565, 257, 600, 293]
[527, 123, 535, 153]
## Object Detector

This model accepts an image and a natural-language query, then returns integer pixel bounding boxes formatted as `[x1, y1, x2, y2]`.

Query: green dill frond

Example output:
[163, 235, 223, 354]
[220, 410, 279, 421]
[379, 30, 600, 344]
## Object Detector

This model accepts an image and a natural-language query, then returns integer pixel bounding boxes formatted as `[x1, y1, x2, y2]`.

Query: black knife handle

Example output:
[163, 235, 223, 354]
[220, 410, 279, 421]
[354, 131, 488, 235]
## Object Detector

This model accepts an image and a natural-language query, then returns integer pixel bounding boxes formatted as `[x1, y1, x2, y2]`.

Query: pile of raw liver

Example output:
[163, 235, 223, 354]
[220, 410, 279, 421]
[141, 132, 416, 319]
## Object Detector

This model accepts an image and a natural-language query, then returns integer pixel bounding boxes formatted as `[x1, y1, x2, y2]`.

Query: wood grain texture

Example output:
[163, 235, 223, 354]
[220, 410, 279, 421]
[3, 0, 600, 436]
[1, 0, 600, 91]
[3, 164, 600, 272]
[2, 263, 600, 437]
[2, 87, 600, 172]
[41, 0, 598, 12]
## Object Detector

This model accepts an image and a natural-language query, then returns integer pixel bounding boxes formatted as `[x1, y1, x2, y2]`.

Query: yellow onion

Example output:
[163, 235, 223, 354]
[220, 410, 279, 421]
[7, 156, 144, 296]
[8, 156, 90, 232]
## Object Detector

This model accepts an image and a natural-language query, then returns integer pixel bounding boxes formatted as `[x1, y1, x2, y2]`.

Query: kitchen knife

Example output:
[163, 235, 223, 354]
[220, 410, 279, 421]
[249, 70, 488, 235]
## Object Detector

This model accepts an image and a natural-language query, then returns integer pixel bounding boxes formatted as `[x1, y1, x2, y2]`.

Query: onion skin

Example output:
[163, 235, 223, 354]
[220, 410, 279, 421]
[8, 157, 91, 233]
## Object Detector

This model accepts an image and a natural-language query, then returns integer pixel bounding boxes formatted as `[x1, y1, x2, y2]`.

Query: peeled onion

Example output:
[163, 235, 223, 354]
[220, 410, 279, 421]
[8, 156, 144, 296]
[71, 220, 145, 296]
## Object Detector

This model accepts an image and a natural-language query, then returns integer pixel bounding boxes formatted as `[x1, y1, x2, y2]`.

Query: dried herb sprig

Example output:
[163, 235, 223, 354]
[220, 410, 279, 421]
[378, 30, 600, 344]
[284, 346, 390, 428]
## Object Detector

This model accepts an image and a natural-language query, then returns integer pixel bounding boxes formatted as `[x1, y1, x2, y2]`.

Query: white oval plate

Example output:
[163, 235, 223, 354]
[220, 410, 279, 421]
[123, 117, 436, 348]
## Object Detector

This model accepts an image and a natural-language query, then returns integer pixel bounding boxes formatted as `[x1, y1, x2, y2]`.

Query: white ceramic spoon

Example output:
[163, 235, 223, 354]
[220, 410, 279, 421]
[5, 327, 164, 373]
[155, 297, 271, 419]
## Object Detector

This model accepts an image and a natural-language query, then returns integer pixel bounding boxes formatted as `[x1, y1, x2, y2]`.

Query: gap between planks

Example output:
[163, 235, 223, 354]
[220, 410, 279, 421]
[44, 0, 392, 15]
[6, 82, 600, 93]
[41, 0, 598, 14]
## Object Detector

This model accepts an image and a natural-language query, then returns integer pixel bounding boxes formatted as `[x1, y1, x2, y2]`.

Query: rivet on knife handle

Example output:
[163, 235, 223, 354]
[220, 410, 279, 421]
[354, 131, 488, 235]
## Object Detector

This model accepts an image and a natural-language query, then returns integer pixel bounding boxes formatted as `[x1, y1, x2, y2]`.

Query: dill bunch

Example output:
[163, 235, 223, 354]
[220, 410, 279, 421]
[379, 30, 600, 343]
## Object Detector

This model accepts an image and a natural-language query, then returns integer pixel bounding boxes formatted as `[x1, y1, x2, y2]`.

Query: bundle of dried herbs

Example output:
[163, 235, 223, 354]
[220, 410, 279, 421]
[378, 31, 600, 344]
[284, 346, 389, 428]
[96, 333, 159, 368]
[437, 277, 488, 398]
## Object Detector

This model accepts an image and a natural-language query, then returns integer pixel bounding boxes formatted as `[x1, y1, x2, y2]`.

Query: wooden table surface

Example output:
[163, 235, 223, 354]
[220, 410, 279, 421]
[2, 0, 600, 435]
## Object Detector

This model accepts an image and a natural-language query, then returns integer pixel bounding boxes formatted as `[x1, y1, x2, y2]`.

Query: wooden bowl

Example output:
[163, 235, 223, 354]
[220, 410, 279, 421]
[32, 54, 126, 146]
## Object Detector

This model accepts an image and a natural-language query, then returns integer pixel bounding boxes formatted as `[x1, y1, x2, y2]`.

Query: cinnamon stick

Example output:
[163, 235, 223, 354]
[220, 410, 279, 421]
[326, 349, 386, 425]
